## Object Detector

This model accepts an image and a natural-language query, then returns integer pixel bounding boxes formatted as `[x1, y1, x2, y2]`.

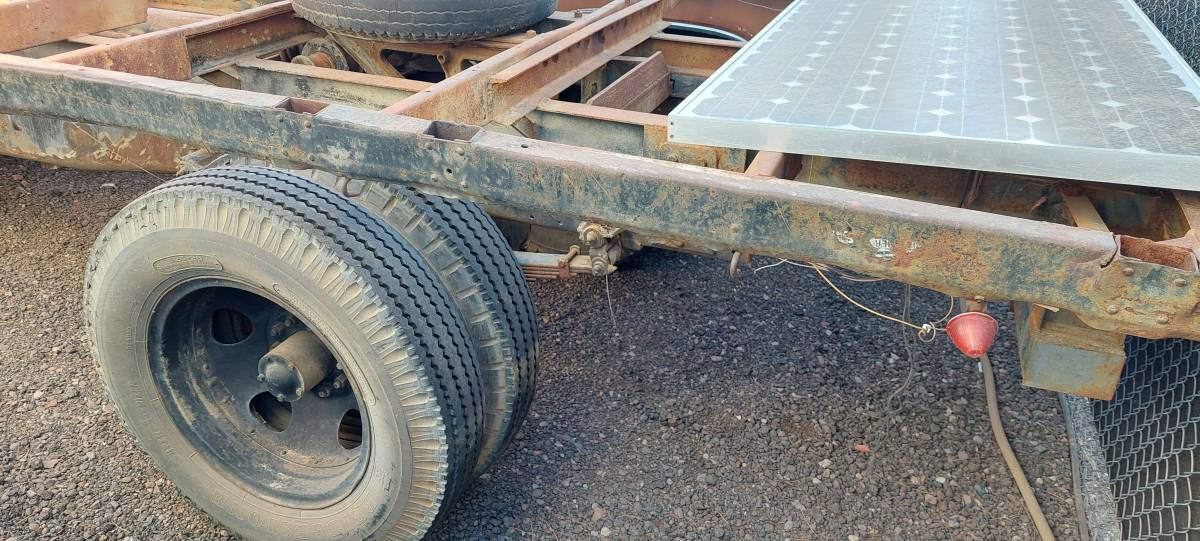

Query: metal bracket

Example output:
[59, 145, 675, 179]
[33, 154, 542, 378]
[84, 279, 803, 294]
[578, 222, 621, 275]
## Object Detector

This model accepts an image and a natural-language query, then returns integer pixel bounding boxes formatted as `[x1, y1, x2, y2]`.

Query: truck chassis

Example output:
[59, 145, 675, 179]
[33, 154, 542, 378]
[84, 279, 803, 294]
[0, 0, 1198, 537]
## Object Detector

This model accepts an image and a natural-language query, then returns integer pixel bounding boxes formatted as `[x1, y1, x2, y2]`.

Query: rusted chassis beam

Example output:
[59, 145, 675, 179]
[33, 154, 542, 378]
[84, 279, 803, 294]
[1, 55, 1198, 341]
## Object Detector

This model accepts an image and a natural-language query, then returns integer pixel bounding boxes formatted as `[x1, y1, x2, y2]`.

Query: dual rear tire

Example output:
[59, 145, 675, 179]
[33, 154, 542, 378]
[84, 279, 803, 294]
[85, 167, 537, 540]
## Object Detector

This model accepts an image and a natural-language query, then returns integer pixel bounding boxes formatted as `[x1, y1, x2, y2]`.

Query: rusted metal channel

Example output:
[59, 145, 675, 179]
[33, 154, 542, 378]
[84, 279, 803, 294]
[0, 0, 149, 53]
[232, 59, 744, 170]
[148, 0, 276, 15]
[384, 1, 632, 123]
[1014, 187, 1127, 400]
[487, 0, 672, 124]
[42, 1, 318, 79]
[745, 151, 798, 179]
[558, 0, 790, 40]
[2, 55, 1197, 340]
[586, 51, 670, 112]
[0, 2, 314, 172]
[385, 0, 678, 125]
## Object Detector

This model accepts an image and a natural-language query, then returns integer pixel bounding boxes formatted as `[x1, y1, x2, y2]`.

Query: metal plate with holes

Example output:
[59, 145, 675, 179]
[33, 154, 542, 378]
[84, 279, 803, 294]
[668, 0, 1200, 189]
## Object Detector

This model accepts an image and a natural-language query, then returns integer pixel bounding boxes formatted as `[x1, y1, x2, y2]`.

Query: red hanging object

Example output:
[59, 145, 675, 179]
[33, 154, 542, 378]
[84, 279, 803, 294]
[946, 312, 999, 359]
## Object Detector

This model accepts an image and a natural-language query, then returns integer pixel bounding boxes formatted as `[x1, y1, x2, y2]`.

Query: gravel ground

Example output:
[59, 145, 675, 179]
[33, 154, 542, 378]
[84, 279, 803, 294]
[0, 157, 1078, 540]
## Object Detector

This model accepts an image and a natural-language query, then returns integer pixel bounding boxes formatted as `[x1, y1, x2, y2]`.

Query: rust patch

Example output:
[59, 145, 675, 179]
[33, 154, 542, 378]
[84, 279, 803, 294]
[643, 123, 745, 171]
[0, 114, 189, 172]
[1118, 236, 1199, 271]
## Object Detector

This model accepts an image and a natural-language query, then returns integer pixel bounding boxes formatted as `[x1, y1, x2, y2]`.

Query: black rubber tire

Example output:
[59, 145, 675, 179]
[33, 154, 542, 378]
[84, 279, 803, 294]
[84, 166, 484, 540]
[292, 0, 558, 42]
[323, 177, 538, 478]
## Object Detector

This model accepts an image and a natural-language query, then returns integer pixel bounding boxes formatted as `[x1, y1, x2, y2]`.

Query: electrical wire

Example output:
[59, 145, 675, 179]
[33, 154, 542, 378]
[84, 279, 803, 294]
[981, 353, 1057, 541]
[603, 272, 617, 326]
[753, 257, 953, 340]
[885, 285, 919, 412]
[753, 258, 884, 282]
[811, 266, 942, 340]
[754, 255, 1053, 538]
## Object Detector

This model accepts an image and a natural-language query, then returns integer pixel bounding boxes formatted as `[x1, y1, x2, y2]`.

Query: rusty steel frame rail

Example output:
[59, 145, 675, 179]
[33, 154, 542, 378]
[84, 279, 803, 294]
[2, 53, 1198, 341]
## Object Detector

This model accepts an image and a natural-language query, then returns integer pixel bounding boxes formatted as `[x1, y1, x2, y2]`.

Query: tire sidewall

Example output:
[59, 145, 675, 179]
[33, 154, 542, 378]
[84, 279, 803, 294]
[90, 226, 417, 540]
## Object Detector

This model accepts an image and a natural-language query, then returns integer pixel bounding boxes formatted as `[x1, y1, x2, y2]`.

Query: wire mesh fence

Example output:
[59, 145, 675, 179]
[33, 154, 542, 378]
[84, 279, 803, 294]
[1135, 0, 1200, 72]
[1091, 337, 1199, 540]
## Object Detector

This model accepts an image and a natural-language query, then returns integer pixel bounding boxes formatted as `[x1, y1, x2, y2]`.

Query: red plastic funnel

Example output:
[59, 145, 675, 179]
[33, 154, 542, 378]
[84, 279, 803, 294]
[946, 312, 999, 359]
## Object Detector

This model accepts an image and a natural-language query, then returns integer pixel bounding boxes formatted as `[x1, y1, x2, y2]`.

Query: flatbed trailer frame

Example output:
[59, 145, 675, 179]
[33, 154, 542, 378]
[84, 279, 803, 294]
[0, 0, 1198, 397]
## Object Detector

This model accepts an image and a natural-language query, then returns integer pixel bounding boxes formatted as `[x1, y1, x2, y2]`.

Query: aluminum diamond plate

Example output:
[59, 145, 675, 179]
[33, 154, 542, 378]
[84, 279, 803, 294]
[668, 0, 1200, 189]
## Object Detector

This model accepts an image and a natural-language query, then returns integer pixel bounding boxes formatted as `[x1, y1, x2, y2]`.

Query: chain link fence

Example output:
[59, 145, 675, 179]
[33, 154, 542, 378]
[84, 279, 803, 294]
[1135, 0, 1200, 72]
[1090, 337, 1199, 540]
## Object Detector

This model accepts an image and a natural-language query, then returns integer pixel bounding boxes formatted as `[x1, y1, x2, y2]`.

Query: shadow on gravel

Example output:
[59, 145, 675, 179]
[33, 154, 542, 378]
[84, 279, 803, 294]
[429, 248, 1078, 541]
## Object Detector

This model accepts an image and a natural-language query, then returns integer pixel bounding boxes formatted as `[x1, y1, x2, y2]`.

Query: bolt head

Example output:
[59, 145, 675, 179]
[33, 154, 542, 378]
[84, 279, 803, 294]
[1106, 304, 1119, 314]
[454, 147, 465, 156]
[1175, 278, 1188, 287]
[1123, 267, 1135, 277]
[1157, 315, 1170, 324]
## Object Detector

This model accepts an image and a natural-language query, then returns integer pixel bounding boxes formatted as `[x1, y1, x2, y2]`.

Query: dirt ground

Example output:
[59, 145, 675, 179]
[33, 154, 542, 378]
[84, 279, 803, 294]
[0, 157, 1078, 540]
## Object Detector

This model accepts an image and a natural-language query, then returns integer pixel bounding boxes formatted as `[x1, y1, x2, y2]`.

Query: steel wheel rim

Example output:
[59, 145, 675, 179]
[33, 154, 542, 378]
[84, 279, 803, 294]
[147, 278, 370, 509]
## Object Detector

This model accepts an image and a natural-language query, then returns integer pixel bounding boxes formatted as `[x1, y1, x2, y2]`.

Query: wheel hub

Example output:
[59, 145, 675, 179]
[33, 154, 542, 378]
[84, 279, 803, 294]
[257, 330, 336, 402]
